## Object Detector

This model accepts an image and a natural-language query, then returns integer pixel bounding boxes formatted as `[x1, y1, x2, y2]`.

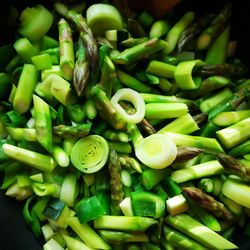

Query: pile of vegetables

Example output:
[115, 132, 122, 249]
[0, 0, 250, 249]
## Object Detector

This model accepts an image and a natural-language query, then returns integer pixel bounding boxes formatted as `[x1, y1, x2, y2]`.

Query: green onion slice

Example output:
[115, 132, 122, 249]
[135, 134, 177, 169]
[111, 88, 145, 124]
[174, 60, 205, 90]
[70, 135, 109, 174]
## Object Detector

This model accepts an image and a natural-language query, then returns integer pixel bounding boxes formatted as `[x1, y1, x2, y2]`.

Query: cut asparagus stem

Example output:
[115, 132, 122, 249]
[112, 38, 164, 65]
[216, 117, 250, 149]
[67, 216, 111, 249]
[171, 160, 224, 183]
[165, 132, 224, 153]
[165, 214, 238, 249]
[94, 215, 157, 231]
[58, 18, 75, 81]
[146, 60, 176, 78]
[163, 226, 207, 250]
[182, 187, 234, 221]
[229, 139, 250, 157]
[13, 64, 38, 114]
[2, 143, 56, 172]
[157, 114, 199, 135]
[33, 95, 53, 153]
[6, 127, 37, 142]
[164, 11, 195, 54]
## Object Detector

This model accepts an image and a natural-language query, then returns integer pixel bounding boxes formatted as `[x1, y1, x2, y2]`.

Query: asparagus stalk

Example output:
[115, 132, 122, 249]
[196, 63, 247, 78]
[171, 160, 224, 183]
[212, 110, 250, 127]
[182, 187, 234, 221]
[67, 216, 111, 249]
[208, 84, 250, 120]
[6, 127, 37, 142]
[94, 215, 157, 231]
[150, 20, 170, 38]
[54, 3, 98, 70]
[108, 147, 124, 215]
[90, 86, 127, 130]
[165, 132, 224, 153]
[222, 177, 250, 208]
[157, 114, 199, 135]
[138, 118, 156, 136]
[33, 95, 53, 153]
[164, 11, 195, 54]
[13, 38, 38, 63]
[196, 2, 232, 50]
[217, 153, 250, 182]
[173, 146, 204, 163]
[229, 139, 250, 157]
[146, 60, 176, 78]
[163, 226, 207, 250]
[145, 103, 188, 120]
[205, 25, 230, 64]
[58, 18, 75, 81]
[165, 214, 238, 249]
[83, 99, 98, 120]
[2, 144, 56, 172]
[73, 33, 90, 96]
[13, 64, 38, 114]
[116, 70, 153, 93]
[216, 117, 250, 149]
[177, 13, 215, 53]
[53, 123, 91, 138]
[112, 38, 164, 65]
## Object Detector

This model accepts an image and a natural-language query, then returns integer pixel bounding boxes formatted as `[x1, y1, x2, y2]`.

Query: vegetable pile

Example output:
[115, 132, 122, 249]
[0, 0, 250, 249]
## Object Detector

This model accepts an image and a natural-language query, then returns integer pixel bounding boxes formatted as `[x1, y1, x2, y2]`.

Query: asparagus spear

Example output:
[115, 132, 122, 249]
[73, 33, 90, 96]
[164, 11, 195, 54]
[217, 153, 250, 182]
[53, 123, 91, 138]
[182, 187, 234, 221]
[108, 147, 124, 215]
[13, 64, 38, 114]
[165, 214, 237, 249]
[174, 146, 204, 163]
[33, 95, 53, 153]
[112, 38, 164, 65]
[90, 86, 127, 130]
[54, 3, 98, 70]
[195, 63, 247, 78]
[58, 18, 74, 81]
[177, 14, 215, 52]
[163, 226, 207, 250]
[196, 2, 232, 50]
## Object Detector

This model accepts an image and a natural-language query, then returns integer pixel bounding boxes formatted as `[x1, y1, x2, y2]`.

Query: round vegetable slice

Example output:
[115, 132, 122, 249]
[19, 5, 53, 42]
[70, 135, 109, 173]
[86, 4, 123, 36]
[135, 134, 177, 169]
[111, 88, 145, 124]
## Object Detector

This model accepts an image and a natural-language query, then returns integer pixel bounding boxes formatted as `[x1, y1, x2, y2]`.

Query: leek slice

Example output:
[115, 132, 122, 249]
[135, 134, 177, 169]
[70, 135, 109, 174]
[111, 88, 145, 124]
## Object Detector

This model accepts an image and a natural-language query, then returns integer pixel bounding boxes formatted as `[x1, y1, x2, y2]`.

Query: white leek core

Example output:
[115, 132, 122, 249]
[111, 88, 145, 124]
[135, 134, 177, 169]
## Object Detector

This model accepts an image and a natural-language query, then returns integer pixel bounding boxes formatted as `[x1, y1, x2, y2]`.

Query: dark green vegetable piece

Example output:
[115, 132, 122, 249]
[43, 198, 65, 221]
[76, 192, 110, 223]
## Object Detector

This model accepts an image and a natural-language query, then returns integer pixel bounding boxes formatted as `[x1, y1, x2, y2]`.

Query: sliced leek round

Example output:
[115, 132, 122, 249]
[135, 134, 177, 169]
[111, 88, 145, 124]
[86, 4, 123, 36]
[70, 135, 109, 174]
